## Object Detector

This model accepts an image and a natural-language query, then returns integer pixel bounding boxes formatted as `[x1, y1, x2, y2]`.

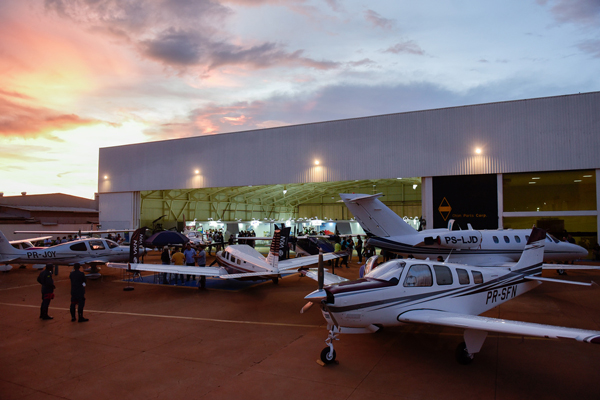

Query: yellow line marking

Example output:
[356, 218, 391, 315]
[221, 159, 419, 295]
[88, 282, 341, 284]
[0, 302, 322, 329]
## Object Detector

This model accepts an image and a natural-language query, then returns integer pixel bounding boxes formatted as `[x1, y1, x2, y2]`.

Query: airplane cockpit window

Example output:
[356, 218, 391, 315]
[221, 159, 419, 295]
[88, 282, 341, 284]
[403, 264, 433, 287]
[472, 271, 484, 284]
[525, 235, 530, 242]
[457, 268, 470, 284]
[70, 242, 87, 252]
[493, 236, 499, 244]
[106, 240, 119, 249]
[514, 236, 521, 243]
[546, 233, 560, 244]
[89, 240, 105, 251]
[504, 236, 510, 243]
[433, 265, 453, 285]
[365, 260, 405, 285]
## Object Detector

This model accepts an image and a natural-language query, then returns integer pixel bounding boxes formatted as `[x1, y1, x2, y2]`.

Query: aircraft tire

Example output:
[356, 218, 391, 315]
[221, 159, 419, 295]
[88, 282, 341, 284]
[455, 342, 474, 365]
[320, 347, 336, 364]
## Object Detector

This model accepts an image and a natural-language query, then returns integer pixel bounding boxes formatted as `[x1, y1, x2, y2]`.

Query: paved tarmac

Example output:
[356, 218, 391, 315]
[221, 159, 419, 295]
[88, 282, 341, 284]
[1, 253, 600, 400]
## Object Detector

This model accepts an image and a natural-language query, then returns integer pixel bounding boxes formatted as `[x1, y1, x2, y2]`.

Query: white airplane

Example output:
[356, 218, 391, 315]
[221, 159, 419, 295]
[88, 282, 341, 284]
[302, 227, 600, 365]
[0, 230, 131, 274]
[340, 193, 588, 266]
[107, 228, 346, 284]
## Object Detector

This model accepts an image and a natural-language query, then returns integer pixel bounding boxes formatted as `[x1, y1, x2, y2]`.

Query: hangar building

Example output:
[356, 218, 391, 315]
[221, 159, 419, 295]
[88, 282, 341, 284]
[98, 91, 600, 253]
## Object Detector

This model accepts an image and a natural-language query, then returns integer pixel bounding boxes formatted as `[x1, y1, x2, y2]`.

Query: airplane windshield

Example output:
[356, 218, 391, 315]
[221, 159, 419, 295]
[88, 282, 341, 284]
[546, 233, 560, 244]
[106, 240, 119, 249]
[366, 260, 405, 283]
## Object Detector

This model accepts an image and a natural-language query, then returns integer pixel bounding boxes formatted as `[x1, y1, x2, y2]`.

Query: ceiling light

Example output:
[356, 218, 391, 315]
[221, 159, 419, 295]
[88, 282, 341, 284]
[583, 175, 592, 178]
[475, 148, 482, 154]
[532, 177, 540, 180]
[574, 179, 582, 182]
[314, 160, 320, 165]
[413, 184, 418, 190]
[529, 182, 536, 184]
[194, 169, 200, 174]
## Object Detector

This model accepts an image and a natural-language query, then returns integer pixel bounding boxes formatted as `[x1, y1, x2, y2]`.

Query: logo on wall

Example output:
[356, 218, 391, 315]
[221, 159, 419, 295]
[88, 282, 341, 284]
[438, 197, 452, 221]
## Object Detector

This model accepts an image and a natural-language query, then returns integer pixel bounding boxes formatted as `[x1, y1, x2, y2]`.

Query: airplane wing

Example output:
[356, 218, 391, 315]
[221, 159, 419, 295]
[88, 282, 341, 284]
[278, 251, 346, 272]
[397, 309, 600, 344]
[106, 262, 227, 277]
[10, 236, 53, 244]
[302, 268, 349, 285]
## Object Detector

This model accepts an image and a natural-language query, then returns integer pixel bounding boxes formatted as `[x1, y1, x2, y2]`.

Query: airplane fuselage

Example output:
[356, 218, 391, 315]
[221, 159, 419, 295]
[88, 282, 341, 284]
[368, 228, 587, 265]
[1, 237, 130, 266]
[313, 258, 542, 333]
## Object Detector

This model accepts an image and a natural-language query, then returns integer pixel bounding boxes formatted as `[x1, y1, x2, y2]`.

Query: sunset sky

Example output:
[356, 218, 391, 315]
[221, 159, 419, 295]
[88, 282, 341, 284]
[1, 0, 599, 199]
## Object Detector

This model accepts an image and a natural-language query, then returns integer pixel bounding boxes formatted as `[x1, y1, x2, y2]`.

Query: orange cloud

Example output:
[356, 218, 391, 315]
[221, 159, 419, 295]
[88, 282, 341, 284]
[0, 96, 106, 139]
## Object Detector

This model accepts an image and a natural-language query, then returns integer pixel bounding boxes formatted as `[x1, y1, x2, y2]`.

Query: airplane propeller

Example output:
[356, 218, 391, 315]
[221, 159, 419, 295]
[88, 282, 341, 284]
[300, 250, 324, 314]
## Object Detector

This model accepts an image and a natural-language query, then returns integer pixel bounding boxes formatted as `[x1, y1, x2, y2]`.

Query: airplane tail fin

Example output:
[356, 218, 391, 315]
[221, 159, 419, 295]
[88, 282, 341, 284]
[512, 227, 546, 274]
[266, 229, 282, 269]
[340, 193, 417, 237]
[0, 230, 20, 262]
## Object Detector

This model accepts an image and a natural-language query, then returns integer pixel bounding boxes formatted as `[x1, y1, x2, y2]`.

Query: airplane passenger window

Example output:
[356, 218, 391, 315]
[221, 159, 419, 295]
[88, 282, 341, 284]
[231, 256, 236, 262]
[403, 264, 433, 287]
[457, 268, 470, 284]
[493, 236, 499, 244]
[433, 265, 453, 285]
[70, 242, 87, 251]
[236, 259, 241, 265]
[366, 260, 405, 284]
[472, 271, 484, 284]
[514, 236, 521, 243]
[504, 236, 510, 243]
[90, 240, 105, 251]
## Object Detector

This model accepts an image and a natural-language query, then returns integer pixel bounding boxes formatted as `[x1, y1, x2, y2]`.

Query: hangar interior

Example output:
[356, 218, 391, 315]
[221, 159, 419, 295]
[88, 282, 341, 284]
[139, 177, 422, 234]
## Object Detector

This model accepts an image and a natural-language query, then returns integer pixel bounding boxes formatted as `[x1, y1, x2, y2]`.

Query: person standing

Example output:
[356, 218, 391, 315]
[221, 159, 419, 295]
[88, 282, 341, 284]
[196, 245, 207, 290]
[183, 243, 196, 282]
[171, 247, 185, 283]
[37, 264, 55, 320]
[355, 236, 363, 263]
[346, 237, 355, 262]
[160, 246, 171, 284]
[69, 263, 88, 322]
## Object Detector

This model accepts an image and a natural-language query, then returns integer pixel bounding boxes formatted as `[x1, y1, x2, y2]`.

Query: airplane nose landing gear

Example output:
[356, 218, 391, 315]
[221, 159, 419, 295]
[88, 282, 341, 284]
[320, 327, 339, 365]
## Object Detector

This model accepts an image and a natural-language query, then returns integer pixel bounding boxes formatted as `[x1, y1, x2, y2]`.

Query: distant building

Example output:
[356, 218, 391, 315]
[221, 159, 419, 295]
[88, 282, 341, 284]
[0, 193, 99, 240]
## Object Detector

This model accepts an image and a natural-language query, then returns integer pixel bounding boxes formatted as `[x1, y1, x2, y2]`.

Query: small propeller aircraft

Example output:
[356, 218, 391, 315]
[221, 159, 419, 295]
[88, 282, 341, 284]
[0, 230, 131, 274]
[302, 227, 600, 365]
[107, 227, 346, 284]
[340, 193, 588, 266]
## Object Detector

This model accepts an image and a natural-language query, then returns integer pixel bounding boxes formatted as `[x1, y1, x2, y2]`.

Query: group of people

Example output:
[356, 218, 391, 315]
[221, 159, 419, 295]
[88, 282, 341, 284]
[37, 263, 89, 322]
[332, 235, 376, 268]
[160, 243, 208, 289]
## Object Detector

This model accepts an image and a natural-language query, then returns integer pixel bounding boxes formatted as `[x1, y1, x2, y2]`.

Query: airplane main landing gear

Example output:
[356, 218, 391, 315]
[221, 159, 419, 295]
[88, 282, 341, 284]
[320, 327, 339, 365]
[455, 341, 474, 365]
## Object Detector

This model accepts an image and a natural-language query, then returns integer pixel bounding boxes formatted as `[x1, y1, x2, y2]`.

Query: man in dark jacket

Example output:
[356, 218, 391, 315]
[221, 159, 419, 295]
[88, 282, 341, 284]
[37, 264, 55, 320]
[69, 263, 88, 322]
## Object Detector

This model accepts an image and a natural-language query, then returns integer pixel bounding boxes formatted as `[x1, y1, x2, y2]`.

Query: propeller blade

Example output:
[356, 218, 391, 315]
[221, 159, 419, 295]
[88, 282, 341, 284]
[300, 302, 314, 314]
[318, 249, 324, 290]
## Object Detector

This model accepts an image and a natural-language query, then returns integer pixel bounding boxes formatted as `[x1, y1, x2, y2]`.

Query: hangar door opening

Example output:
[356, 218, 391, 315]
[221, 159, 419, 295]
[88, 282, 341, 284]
[139, 178, 422, 234]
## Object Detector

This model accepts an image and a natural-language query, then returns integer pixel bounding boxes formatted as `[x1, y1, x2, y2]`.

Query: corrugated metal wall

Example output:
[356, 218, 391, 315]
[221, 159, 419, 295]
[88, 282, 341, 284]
[99, 92, 600, 194]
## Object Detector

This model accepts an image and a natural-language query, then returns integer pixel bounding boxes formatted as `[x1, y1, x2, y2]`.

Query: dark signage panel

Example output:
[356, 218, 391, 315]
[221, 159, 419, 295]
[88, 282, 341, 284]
[432, 175, 498, 229]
